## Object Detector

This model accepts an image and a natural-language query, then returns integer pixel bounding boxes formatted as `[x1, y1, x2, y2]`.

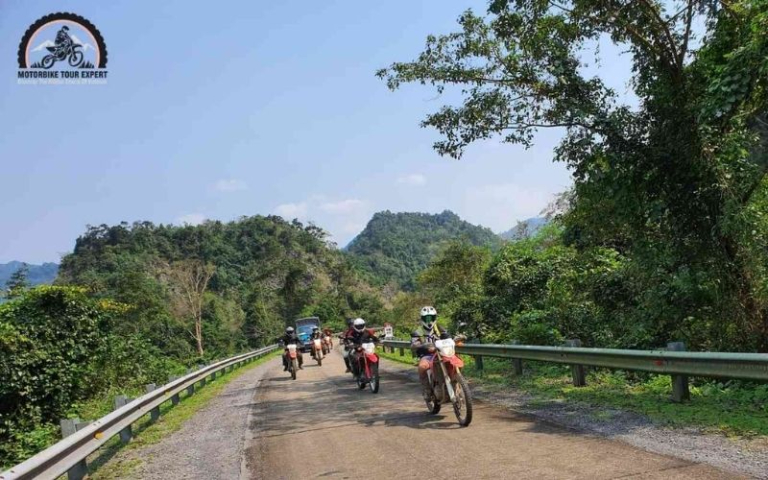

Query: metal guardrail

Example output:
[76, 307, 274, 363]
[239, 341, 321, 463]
[381, 339, 768, 402]
[382, 340, 768, 381]
[0, 345, 278, 480]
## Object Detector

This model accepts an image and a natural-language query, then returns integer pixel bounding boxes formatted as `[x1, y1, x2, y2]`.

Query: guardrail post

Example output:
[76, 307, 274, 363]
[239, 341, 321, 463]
[168, 376, 182, 405]
[472, 338, 484, 375]
[60, 418, 90, 480]
[114, 395, 133, 443]
[145, 384, 161, 422]
[565, 339, 586, 387]
[399, 346, 404, 356]
[510, 340, 523, 376]
[667, 342, 691, 402]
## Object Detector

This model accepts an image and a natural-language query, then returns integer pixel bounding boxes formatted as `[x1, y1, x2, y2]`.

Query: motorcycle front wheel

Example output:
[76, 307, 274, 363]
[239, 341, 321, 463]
[451, 371, 473, 427]
[316, 352, 322, 366]
[369, 362, 379, 394]
[69, 50, 84, 67]
[291, 359, 298, 380]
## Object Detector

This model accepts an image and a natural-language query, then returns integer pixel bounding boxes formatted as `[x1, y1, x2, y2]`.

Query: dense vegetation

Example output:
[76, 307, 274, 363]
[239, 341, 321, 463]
[0, 215, 386, 467]
[379, 0, 768, 352]
[346, 210, 501, 290]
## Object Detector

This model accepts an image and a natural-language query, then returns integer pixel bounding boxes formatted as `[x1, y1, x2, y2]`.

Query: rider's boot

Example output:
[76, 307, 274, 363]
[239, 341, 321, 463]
[420, 376, 432, 401]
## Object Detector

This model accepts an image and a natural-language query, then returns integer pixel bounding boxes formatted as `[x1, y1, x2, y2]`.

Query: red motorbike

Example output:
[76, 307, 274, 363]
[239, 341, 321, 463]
[425, 337, 472, 426]
[284, 344, 299, 380]
[353, 341, 380, 393]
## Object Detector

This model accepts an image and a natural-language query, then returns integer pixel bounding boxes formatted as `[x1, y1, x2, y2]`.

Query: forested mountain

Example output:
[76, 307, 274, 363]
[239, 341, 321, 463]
[499, 217, 548, 241]
[57, 216, 385, 356]
[345, 210, 501, 290]
[0, 261, 58, 286]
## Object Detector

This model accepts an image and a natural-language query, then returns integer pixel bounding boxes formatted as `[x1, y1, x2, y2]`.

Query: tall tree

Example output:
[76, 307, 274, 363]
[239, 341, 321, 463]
[4, 264, 30, 299]
[378, 0, 768, 350]
[162, 260, 215, 356]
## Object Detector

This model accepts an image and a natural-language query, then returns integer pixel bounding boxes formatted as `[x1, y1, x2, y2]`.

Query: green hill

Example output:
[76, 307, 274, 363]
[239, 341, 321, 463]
[346, 210, 501, 290]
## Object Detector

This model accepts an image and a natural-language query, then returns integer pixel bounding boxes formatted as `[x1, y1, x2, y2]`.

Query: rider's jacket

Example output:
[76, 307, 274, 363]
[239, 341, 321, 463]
[411, 325, 449, 358]
[344, 328, 378, 348]
[280, 333, 302, 347]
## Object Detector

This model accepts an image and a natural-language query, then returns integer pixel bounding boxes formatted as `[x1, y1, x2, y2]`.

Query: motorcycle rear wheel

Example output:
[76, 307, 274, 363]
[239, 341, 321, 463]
[291, 359, 298, 380]
[451, 371, 473, 427]
[41, 55, 55, 69]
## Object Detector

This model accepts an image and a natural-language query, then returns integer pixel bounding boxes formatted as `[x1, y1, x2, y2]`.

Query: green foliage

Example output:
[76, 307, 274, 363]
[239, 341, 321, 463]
[379, 0, 768, 351]
[58, 215, 386, 356]
[347, 210, 501, 290]
[0, 286, 182, 467]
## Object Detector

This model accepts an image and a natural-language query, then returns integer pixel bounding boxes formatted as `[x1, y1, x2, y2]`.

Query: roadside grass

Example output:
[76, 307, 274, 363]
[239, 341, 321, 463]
[86, 350, 280, 480]
[379, 347, 768, 438]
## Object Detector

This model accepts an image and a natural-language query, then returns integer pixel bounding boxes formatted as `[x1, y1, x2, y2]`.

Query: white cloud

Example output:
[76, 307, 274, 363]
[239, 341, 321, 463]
[274, 202, 308, 219]
[176, 213, 206, 226]
[319, 199, 365, 214]
[397, 173, 427, 186]
[213, 179, 247, 192]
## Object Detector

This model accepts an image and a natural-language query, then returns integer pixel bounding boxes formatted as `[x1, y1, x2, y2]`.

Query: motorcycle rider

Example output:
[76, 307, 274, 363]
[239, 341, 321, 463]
[343, 318, 379, 378]
[280, 326, 304, 371]
[340, 318, 355, 372]
[52, 25, 74, 55]
[309, 326, 322, 359]
[411, 306, 449, 400]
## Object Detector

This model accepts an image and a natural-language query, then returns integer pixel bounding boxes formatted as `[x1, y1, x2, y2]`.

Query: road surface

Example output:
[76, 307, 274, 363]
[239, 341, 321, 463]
[241, 348, 740, 479]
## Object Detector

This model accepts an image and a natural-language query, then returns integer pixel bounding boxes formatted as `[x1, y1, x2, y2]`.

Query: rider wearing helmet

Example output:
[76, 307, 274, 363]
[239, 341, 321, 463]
[343, 318, 379, 378]
[280, 326, 304, 371]
[340, 318, 355, 372]
[411, 306, 448, 400]
[309, 326, 323, 358]
[53, 26, 74, 53]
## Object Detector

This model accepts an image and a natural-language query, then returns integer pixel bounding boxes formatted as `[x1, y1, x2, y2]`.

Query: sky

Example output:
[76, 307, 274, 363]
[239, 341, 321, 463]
[0, 0, 635, 264]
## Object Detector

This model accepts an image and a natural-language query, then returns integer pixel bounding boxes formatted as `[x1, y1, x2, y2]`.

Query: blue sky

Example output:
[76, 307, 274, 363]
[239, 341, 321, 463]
[0, 0, 634, 264]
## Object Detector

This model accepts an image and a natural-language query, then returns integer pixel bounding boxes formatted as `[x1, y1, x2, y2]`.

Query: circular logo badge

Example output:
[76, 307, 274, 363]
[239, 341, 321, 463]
[18, 12, 107, 70]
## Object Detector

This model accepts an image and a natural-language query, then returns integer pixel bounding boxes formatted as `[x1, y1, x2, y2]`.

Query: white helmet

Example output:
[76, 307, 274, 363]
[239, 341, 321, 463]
[420, 306, 437, 330]
[353, 318, 366, 332]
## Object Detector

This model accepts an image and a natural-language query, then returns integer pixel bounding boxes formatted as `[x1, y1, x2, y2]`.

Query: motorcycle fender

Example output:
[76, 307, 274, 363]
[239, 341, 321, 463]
[365, 353, 379, 363]
[444, 356, 464, 368]
[288, 352, 297, 359]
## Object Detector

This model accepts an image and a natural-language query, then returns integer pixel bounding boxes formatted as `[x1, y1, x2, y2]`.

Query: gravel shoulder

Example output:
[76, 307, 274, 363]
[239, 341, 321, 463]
[379, 356, 768, 479]
[97, 356, 280, 480]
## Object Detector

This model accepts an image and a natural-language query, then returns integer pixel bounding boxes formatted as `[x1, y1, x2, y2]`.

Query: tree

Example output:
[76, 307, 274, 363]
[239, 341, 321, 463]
[163, 260, 215, 356]
[4, 264, 29, 299]
[379, 1, 768, 350]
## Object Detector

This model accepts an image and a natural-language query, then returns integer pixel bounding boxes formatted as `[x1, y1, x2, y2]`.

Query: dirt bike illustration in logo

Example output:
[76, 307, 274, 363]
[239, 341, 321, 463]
[41, 26, 84, 69]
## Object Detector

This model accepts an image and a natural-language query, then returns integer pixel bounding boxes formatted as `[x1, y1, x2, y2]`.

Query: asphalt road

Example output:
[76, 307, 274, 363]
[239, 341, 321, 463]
[241, 348, 741, 480]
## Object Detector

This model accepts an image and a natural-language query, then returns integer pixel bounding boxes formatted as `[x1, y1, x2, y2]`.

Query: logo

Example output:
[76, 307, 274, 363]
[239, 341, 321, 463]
[17, 13, 108, 85]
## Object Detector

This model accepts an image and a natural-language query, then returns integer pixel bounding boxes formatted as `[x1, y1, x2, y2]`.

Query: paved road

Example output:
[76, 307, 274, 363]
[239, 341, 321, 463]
[242, 349, 741, 480]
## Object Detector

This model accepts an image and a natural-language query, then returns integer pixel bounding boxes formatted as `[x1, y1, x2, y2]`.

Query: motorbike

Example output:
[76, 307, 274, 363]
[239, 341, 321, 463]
[322, 334, 332, 355]
[285, 344, 299, 380]
[425, 337, 472, 426]
[42, 44, 84, 69]
[353, 341, 380, 393]
[311, 338, 324, 366]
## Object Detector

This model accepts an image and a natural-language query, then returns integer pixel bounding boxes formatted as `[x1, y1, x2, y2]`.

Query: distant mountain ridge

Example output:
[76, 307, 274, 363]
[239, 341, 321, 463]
[0, 261, 59, 287]
[346, 210, 501, 290]
[499, 217, 548, 241]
